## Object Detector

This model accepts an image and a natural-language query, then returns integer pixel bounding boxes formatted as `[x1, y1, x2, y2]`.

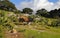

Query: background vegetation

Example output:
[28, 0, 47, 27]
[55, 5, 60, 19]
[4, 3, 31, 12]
[0, 0, 60, 38]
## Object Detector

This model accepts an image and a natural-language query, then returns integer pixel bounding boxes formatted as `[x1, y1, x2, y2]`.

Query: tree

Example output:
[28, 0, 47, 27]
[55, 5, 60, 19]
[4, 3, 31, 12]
[48, 9, 60, 18]
[36, 8, 60, 18]
[22, 8, 33, 14]
[0, 0, 17, 11]
[36, 9, 48, 17]
[57, 8, 60, 17]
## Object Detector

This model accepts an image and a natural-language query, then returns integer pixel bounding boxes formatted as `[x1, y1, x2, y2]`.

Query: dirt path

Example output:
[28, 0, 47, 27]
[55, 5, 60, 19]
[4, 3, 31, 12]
[5, 32, 24, 38]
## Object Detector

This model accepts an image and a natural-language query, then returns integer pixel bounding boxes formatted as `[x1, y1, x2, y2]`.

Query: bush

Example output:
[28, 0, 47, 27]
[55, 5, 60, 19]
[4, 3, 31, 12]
[48, 21, 60, 27]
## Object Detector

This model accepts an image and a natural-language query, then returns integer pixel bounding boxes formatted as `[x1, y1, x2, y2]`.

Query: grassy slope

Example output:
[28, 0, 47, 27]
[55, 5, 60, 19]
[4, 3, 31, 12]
[0, 10, 15, 38]
[0, 10, 60, 38]
[16, 24, 60, 38]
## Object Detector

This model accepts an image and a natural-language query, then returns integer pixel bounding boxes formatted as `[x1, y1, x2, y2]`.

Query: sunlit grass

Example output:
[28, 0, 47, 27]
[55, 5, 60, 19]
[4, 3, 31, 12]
[24, 29, 60, 38]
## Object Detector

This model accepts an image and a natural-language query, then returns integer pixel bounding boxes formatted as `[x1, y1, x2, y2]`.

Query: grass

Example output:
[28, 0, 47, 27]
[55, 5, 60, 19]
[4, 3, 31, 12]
[23, 29, 60, 38]
[0, 25, 6, 38]
[17, 25, 60, 38]
[24, 30, 41, 38]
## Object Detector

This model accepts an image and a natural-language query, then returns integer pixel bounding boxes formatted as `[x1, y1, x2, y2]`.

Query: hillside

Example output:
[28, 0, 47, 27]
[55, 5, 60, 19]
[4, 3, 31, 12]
[0, 10, 60, 38]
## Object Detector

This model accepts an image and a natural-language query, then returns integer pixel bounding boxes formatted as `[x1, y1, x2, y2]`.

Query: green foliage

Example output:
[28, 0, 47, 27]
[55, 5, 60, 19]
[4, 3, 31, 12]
[0, 10, 17, 30]
[0, 0, 17, 11]
[50, 20, 60, 27]
[22, 8, 33, 14]
[36, 9, 48, 17]
[36, 8, 60, 18]
[33, 15, 60, 27]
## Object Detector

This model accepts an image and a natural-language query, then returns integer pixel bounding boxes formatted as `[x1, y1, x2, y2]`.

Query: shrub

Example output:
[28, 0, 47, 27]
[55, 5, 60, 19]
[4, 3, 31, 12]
[49, 21, 60, 27]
